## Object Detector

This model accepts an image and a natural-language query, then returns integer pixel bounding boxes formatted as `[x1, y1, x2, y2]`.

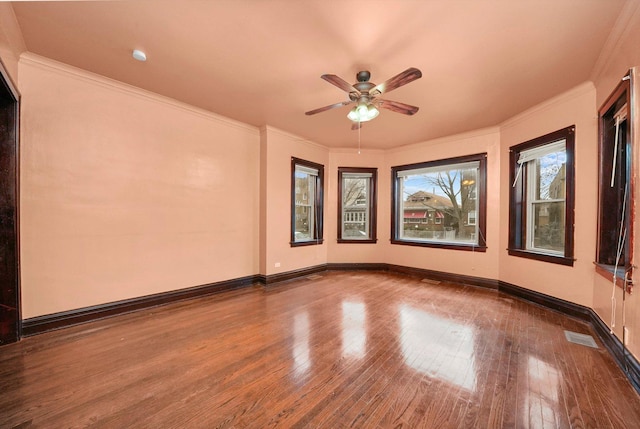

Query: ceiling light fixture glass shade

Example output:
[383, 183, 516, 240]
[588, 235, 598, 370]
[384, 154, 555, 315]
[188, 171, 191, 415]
[347, 103, 379, 122]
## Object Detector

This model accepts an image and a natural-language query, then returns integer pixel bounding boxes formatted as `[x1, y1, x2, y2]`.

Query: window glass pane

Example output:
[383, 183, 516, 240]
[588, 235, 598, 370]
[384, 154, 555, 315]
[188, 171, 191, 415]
[294, 170, 315, 241]
[398, 162, 479, 244]
[531, 201, 565, 253]
[526, 147, 566, 254]
[338, 167, 377, 243]
[533, 150, 566, 201]
[342, 176, 369, 239]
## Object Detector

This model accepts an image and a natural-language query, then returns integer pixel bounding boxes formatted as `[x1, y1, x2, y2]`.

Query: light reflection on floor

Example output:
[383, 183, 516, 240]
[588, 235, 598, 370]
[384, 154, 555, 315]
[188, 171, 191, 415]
[399, 303, 477, 392]
[525, 355, 562, 428]
[341, 301, 367, 359]
[292, 311, 311, 379]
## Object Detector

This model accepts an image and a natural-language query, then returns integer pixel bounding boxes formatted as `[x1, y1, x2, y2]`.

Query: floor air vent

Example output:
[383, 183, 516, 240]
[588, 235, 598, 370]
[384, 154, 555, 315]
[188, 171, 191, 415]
[421, 278, 441, 285]
[306, 274, 322, 280]
[564, 330, 598, 348]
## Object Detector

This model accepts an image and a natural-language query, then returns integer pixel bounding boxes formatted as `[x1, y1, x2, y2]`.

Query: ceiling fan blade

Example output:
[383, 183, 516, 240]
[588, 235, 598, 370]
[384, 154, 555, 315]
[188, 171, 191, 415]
[305, 100, 352, 116]
[351, 122, 362, 131]
[370, 68, 422, 96]
[321, 74, 361, 95]
[378, 99, 419, 115]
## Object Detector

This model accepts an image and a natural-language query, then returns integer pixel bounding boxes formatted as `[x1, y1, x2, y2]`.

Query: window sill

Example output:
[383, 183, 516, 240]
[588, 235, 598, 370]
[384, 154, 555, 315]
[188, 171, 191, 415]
[594, 263, 632, 292]
[507, 248, 574, 266]
[337, 238, 378, 244]
[392, 239, 487, 252]
[290, 239, 324, 247]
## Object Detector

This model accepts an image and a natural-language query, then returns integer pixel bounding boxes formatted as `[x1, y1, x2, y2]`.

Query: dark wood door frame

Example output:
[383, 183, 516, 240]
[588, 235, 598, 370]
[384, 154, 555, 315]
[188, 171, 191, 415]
[0, 59, 20, 345]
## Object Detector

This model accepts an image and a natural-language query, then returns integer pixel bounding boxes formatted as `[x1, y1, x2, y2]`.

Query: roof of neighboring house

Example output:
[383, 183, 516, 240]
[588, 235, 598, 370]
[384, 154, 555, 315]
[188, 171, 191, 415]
[404, 191, 453, 211]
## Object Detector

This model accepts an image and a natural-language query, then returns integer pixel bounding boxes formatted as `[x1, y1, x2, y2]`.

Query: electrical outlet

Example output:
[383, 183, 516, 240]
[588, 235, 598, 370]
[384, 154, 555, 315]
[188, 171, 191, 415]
[623, 327, 630, 345]
[274, 262, 281, 268]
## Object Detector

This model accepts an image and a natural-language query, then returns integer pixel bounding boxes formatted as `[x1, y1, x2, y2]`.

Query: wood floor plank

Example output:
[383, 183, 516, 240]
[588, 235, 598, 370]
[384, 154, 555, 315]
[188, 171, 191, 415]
[1, 271, 639, 428]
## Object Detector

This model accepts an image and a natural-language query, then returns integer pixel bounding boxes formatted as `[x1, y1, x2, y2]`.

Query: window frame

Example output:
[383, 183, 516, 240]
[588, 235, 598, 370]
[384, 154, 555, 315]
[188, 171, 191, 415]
[338, 167, 378, 243]
[290, 157, 324, 247]
[595, 72, 634, 292]
[508, 125, 575, 266]
[391, 153, 487, 251]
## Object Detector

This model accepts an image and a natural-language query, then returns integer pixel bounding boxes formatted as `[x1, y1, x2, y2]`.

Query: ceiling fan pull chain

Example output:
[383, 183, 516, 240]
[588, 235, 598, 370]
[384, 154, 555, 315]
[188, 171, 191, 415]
[358, 120, 361, 154]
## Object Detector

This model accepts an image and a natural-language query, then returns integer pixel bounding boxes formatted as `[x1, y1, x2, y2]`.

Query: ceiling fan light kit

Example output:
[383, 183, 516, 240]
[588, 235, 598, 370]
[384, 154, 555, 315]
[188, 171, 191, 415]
[306, 67, 422, 128]
[347, 103, 379, 122]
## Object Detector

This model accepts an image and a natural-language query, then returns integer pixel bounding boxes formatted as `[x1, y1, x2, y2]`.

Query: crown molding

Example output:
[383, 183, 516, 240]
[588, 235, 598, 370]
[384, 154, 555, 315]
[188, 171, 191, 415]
[260, 125, 329, 151]
[590, 0, 640, 83]
[500, 81, 595, 130]
[19, 52, 259, 135]
[387, 126, 500, 154]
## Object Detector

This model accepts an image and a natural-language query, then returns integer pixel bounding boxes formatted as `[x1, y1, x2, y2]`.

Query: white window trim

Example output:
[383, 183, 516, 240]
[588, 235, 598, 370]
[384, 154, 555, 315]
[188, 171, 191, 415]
[523, 142, 566, 255]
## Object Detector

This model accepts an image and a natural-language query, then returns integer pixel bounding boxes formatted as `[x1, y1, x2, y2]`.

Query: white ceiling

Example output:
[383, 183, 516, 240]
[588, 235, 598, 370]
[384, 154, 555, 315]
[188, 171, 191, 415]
[11, 0, 627, 149]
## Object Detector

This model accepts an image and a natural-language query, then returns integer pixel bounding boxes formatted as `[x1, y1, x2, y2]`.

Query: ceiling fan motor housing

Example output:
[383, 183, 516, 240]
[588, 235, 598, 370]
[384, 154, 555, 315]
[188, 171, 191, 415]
[356, 70, 371, 82]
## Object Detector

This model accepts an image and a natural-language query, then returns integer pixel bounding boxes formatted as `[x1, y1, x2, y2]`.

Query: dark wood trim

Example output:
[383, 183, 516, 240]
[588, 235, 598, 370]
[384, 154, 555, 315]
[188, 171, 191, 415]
[288, 238, 325, 247]
[259, 264, 328, 285]
[498, 280, 591, 321]
[390, 153, 488, 251]
[0, 59, 21, 344]
[18, 261, 640, 395]
[508, 125, 575, 266]
[389, 240, 487, 252]
[22, 275, 260, 336]
[589, 309, 640, 393]
[327, 263, 387, 271]
[328, 263, 497, 288]
[387, 264, 498, 289]
[507, 249, 575, 266]
[498, 279, 639, 394]
[596, 72, 634, 291]
[336, 239, 378, 244]
[337, 167, 378, 243]
[594, 262, 629, 290]
[291, 157, 325, 247]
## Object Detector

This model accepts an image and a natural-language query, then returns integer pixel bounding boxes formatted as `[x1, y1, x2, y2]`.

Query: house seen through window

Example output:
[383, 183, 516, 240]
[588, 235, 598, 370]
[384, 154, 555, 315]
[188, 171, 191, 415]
[338, 167, 377, 243]
[391, 154, 487, 251]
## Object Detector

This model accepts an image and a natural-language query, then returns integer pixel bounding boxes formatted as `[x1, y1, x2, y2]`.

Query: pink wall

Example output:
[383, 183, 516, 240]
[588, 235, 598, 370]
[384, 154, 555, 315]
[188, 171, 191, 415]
[19, 54, 260, 318]
[327, 149, 387, 264]
[383, 129, 501, 280]
[260, 126, 329, 276]
[499, 83, 598, 307]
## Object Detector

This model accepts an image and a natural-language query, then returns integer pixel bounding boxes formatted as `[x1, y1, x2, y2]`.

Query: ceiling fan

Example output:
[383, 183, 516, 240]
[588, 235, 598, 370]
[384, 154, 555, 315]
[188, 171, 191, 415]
[305, 68, 422, 129]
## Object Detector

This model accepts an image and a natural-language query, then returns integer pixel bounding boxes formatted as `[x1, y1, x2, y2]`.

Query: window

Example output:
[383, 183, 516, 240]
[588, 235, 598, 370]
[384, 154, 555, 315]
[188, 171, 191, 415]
[467, 210, 476, 226]
[338, 167, 377, 243]
[596, 73, 633, 291]
[391, 153, 487, 251]
[508, 126, 575, 265]
[291, 157, 324, 246]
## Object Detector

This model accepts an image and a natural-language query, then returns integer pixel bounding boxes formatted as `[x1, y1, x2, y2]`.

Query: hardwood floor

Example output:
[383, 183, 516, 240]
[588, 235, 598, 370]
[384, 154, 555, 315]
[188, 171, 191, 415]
[1, 271, 639, 428]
